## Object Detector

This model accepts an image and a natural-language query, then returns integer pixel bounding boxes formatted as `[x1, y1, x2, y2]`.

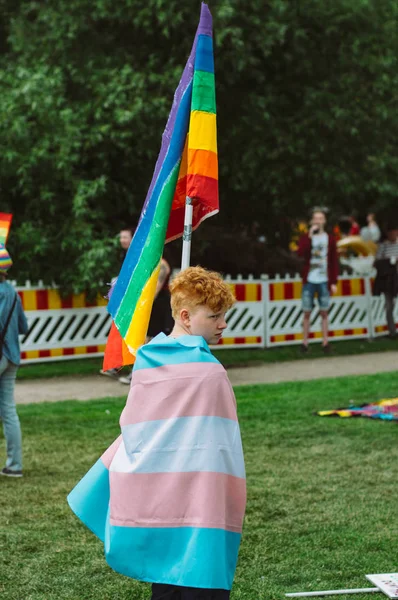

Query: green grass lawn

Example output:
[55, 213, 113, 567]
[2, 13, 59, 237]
[17, 336, 398, 380]
[1, 373, 397, 600]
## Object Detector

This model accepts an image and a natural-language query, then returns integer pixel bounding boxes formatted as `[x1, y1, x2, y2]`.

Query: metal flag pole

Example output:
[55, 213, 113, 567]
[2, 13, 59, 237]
[286, 588, 380, 598]
[181, 196, 193, 270]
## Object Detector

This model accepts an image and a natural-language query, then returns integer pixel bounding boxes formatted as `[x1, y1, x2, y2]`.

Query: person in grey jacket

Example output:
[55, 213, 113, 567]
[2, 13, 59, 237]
[0, 244, 28, 477]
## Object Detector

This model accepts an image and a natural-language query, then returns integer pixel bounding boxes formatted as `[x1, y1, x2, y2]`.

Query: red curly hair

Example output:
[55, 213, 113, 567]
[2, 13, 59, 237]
[169, 266, 235, 319]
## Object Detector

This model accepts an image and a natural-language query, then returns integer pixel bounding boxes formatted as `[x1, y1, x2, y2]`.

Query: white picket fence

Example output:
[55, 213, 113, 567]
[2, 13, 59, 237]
[14, 273, 398, 363]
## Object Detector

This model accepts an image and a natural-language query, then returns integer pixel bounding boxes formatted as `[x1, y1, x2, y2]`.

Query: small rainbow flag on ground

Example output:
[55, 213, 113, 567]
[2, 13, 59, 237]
[0, 213, 12, 245]
[104, 3, 218, 370]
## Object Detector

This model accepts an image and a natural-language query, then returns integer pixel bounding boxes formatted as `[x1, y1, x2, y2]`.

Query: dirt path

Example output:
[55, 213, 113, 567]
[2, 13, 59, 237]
[15, 351, 398, 405]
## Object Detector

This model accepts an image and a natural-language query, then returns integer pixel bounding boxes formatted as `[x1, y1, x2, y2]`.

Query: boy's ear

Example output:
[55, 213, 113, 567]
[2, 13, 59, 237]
[180, 308, 190, 326]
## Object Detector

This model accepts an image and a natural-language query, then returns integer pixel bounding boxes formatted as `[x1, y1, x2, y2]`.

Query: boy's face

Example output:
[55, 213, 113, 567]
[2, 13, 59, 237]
[183, 305, 228, 345]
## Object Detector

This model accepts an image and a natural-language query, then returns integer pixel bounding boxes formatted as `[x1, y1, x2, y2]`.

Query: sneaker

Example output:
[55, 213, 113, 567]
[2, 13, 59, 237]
[300, 344, 309, 354]
[99, 368, 119, 379]
[0, 467, 23, 478]
[119, 373, 132, 385]
[322, 344, 331, 354]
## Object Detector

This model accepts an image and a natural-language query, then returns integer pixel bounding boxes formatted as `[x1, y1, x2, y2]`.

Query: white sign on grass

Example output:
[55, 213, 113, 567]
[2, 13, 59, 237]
[366, 574, 398, 598]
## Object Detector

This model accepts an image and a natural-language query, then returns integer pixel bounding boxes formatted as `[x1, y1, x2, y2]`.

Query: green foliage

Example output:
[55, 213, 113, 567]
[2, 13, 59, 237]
[1, 0, 397, 289]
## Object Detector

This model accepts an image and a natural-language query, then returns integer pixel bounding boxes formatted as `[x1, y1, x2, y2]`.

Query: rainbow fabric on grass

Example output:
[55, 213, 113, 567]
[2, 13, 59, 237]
[105, 3, 218, 369]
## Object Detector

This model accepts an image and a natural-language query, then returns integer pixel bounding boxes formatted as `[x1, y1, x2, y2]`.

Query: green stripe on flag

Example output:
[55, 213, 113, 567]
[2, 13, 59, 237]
[191, 70, 216, 114]
[115, 162, 181, 337]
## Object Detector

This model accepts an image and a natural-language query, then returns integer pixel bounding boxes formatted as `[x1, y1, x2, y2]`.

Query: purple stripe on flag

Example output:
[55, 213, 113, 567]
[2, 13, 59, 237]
[140, 3, 213, 218]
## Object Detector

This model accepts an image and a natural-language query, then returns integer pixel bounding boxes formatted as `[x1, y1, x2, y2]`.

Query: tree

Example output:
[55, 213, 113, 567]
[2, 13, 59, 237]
[1, 0, 397, 288]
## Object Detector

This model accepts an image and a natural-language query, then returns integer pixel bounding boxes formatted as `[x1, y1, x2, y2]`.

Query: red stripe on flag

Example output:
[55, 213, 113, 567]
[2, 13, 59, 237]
[63, 348, 74, 355]
[235, 337, 245, 344]
[36, 290, 49, 310]
[186, 174, 218, 205]
[166, 178, 219, 243]
[285, 334, 294, 341]
[39, 350, 51, 358]
[87, 346, 98, 353]
[344, 329, 354, 336]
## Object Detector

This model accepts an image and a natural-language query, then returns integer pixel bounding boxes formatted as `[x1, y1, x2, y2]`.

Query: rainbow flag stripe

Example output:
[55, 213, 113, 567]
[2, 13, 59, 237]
[167, 20, 218, 242]
[0, 213, 12, 245]
[106, 3, 217, 367]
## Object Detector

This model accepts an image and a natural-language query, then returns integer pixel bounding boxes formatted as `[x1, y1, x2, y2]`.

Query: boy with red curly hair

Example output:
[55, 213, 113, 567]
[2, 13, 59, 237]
[68, 267, 246, 600]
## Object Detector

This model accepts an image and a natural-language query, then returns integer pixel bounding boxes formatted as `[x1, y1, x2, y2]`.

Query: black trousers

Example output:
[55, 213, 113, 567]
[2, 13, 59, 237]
[151, 583, 230, 600]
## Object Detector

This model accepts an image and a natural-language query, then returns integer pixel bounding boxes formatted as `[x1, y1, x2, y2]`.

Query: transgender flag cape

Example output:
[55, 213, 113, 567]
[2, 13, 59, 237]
[68, 334, 246, 590]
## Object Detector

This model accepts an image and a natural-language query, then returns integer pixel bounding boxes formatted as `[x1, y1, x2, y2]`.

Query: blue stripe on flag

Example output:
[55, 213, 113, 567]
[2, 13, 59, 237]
[67, 458, 109, 542]
[195, 34, 214, 73]
[105, 524, 241, 589]
[134, 334, 219, 370]
[118, 416, 245, 479]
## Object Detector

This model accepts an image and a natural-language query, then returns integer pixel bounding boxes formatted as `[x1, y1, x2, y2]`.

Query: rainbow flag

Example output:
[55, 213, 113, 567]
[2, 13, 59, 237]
[0, 213, 12, 245]
[104, 3, 218, 370]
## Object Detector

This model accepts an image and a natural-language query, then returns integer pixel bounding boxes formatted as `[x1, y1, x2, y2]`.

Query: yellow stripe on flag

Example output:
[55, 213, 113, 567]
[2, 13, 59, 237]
[189, 111, 217, 153]
[125, 264, 161, 355]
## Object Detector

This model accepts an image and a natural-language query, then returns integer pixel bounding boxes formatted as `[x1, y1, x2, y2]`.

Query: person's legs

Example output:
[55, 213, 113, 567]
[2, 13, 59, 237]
[0, 356, 22, 472]
[303, 312, 311, 347]
[320, 311, 329, 347]
[302, 283, 315, 348]
[151, 584, 181, 600]
[384, 293, 397, 338]
[318, 283, 331, 348]
[180, 587, 230, 600]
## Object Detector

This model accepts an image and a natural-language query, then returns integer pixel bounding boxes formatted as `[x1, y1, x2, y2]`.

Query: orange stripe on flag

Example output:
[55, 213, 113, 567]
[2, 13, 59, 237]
[103, 322, 135, 371]
[188, 149, 218, 179]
